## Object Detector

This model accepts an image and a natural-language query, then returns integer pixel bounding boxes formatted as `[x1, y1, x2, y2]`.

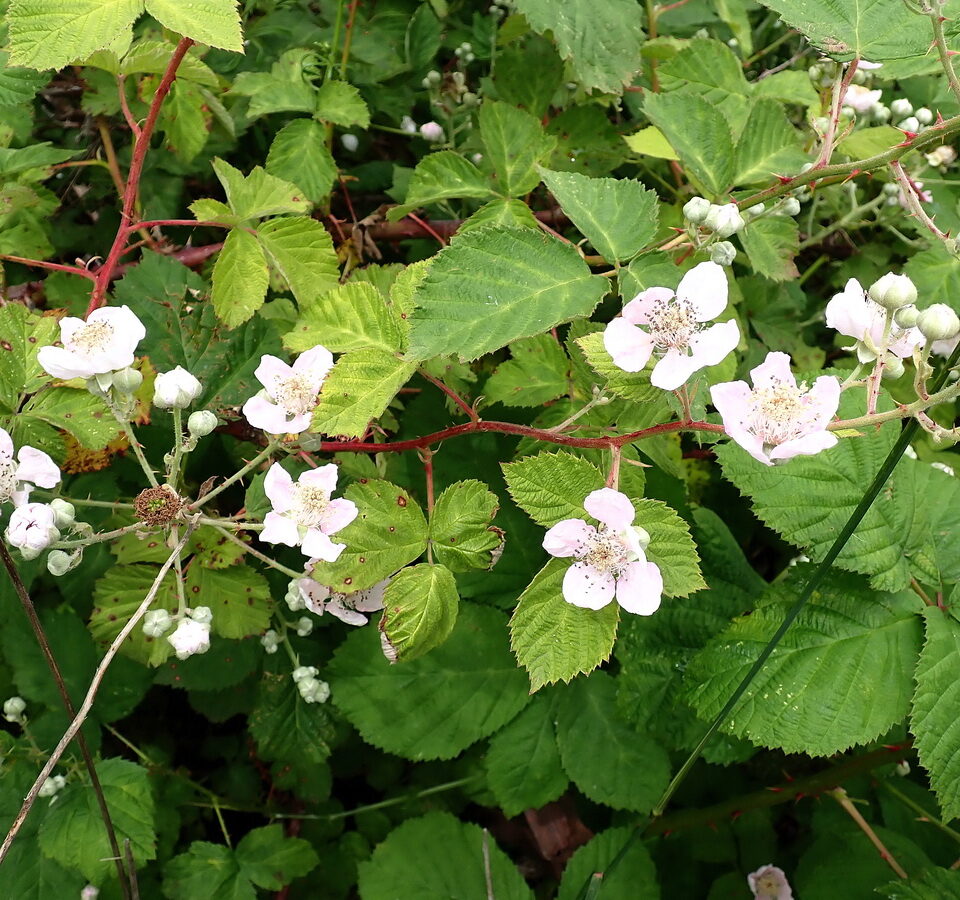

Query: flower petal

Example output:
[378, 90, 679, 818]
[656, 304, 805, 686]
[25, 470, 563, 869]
[321, 498, 358, 535]
[603, 319, 655, 373]
[584, 488, 635, 530]
[615, 560, 663, 615]
[677, 261, 728, 321]
[542, 518, 595, 558]
[301, 463, 339, 495]
[254, 355, 293, 396]
[354, 580, 389, 612]
[242, 395, 293, 434]
[261, 511, 299, 546]
[748, 351, 795, 391]
[825, 279, 872, 341]
[299, 578, 330, 614]
[263, 464, 295, 512]
[711, 380, 772, 465]
[15, 446, 61, 489]
[622, 287, 674, 325]
[769, 430, 838, 461]
[301, 528, 346, 562]
[37, 346, 97, 380]
[561, 561, 615, 609]
[687, 320, 740, 368]
[650, 348, 703, 391]
[806, 375, 842, 428]
[292, 344, 334, 385]
[0, 428, 13, 460]
[325, 598, 369, 626]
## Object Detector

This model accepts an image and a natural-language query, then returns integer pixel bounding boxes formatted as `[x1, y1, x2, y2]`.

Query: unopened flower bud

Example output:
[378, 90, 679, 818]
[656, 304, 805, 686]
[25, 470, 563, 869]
[399, 115, 417, 134]
[112, 367, 143, 394]
[873, 105, 891, 123]
[419, 121, 444, 142]
[915, 107, 933, 125]
[3, 696, 26, 723]
[745, 203, 765, 218]
[891, 98, 913, 118]
[297, 675, 330, 704]
[896, 760, 911, 776]
[683, 196, 711, 224]
[81, 887, 100, 900]
[292, 665, 317, 683]
[187, 410, 217, 438]
[898, 116, 920, 133]
[779, 197, 801, 217]
[918, 304, 960, 342]
[167, 618, 211, 659]
[710, 241, 737, 266]
[926, 145, 957, 168]
[143, 609, 173, 638]
[850, 68, 867, 86]
[38, 774, 66, 798]
[48, 499, 75, 529]
[260, 629, 280, 654]
[703, 203, 745, 238]
[46, 549, 76, 576]
[189, 605, 213, 625]
[340, 133, 359, 152]
[882, 354, 905, 380]
[895, 305, 920, 328]
[285, 580, 306, 611]
[882, 181, 900, 197]
[154, 366, 201, 409]
[6, 503, 59, 559]
[868, 273, 917, 310]
[296, 616, 314, 637]
[811, 116, 830, 135]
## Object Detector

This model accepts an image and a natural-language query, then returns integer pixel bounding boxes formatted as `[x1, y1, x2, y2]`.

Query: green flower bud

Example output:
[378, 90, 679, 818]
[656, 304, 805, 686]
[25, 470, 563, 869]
[682, 196, 711, 225]
[112, 367, 143, 394]
[710, 241, 737, 267]
[49, 498, 76, 529]
[46, 549, 75, 576]
[868, 273, 918, 310]
[187, 410, 218, 438]
[890, 98, 913, 119]
[894, 305, 919, 328]
[779, 197, 801, 217]
[881, 354, 905, 380]
[702, 203, 745, 238]
[918, 304, 960, 342]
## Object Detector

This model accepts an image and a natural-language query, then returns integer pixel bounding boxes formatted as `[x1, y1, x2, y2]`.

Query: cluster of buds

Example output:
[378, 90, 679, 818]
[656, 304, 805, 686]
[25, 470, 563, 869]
[292, 665, 330, 704]
[682, 196, 800, 265]
[3, 696, 26, 724]
[144, 606, 213, 660]
[38, 774, 67, 799]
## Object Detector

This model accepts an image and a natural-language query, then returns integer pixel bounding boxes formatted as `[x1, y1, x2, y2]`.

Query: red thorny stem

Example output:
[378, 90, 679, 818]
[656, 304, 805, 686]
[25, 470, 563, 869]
[86, 37, 195, 316]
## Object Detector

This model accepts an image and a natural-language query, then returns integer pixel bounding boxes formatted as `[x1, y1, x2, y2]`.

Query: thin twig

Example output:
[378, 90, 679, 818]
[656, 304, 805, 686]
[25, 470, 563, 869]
[418, 368, 477, 420]
[0, 522, 197, 865]
[0, 544, 131, 897]
[829, 788, 908, 879]
[0, 255, 96, 280]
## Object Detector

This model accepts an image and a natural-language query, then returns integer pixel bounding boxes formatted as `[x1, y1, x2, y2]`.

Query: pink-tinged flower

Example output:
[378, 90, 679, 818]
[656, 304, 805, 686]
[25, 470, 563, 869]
[825, 278, 923, 362]
[748, 864, 794, 900]
[899, 180, 933, 208]
[37, 306, 146, 380]
[0, 428, 60, 507]
[298, 575, 388, 626]
[242, 345, 333, 435]
[844, 84, 882, 114]
[261, 463, 358, 560]
[542, 488, 663, 615]
[5, 503, 60, 558]
[603, 261, 740, 391]
[711, 352, 841, 466]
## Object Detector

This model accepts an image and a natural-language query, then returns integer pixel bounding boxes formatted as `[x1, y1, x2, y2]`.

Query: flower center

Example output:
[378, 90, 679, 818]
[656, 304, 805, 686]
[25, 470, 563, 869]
[578, 527, 631, 578]
[0, 458, 17, 502]
[645, 297, 698, 351]
[749, 380, 816, 447]
[754, 873, 781, 898]
[274, 375, 318, 416]
[292, 484, 329, 528]
[68, 320, 114, 355]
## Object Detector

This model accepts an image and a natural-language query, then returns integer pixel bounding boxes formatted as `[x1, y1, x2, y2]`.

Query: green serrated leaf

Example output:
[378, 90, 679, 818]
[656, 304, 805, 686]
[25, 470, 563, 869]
[457, 198, 539, 233]
[314, 79, 370, 127]
[429, 479, 502, 572]
[623, 126, 679, 160]
[643, 93, 734, 196]
[556, 672, 670, 811]
[311, 348, 416, 438]
[163, 842, 253, 900]
[265, 119, 337, 206]
[756, 0, 930, 62]
[685, 569, 923, 756]
[575, 331, 661, 404]
[256, 215, 339, 305]
[502, 450, 603, 528]
[485, 693, 568, 816]
[358, 812, 534, 900]
[22, 388, 124, 450]
[739, 216, 799, 281]
[0, 304, 59, 411]
[540, 168, 659, 262]
[510, 559, 619, 691]
[234, 824, 319, 890]
[0, 51, 49, 107]
[633, 498, 705, 598]
[144, 0, 242, 51]
[119, 39, 219, 86]
[8, 0, 142, 70]
[387, 151, 493, 221]
[912, 608, 960, 821]
[39, 758, 156, 882]
[406, 226, 607, 362]
[285, 282, 402, 354]
[734, 98, 806, 184]
[877, 867, 960, 899]
[512, 0, 645, 94]
[484, 334, 570, 408]
[479, 102, 555, 197]
[330, 603, 530, 760]
[212, 158, 310, 221]
[159, 79, 208, 162]
[184, 564, 272, 639]
[230, 48, 317, 118]
[211, 228, 270, 326]
[308, 479, 428, 592]
[249, 671, 334, 765]
[379, 563, 459, 661]
[557, 826, 659, 900]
